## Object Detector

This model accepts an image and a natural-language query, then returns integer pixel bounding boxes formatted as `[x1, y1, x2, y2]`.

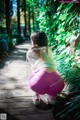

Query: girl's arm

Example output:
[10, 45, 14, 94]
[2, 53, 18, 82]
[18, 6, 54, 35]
[31, 46, 41, 58]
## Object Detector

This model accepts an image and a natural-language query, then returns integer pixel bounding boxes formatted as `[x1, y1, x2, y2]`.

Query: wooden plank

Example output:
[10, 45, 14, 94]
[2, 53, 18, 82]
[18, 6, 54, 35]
[0, 96, 33, 103]
[15, 113, 55, 120]
[6, 107, 52, 115]
[15, 115, 30, 120]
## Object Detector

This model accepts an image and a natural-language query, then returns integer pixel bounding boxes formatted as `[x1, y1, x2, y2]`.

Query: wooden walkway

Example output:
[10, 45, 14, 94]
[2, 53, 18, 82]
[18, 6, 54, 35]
[0, 42, 55, 120]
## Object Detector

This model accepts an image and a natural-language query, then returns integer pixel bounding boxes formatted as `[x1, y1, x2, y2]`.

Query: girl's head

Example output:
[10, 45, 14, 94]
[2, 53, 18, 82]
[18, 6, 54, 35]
[30, 31, 48, 47]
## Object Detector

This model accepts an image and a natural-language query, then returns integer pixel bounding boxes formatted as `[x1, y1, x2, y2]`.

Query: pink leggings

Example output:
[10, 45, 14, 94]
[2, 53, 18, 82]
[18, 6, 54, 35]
[29, 69, 64, 96]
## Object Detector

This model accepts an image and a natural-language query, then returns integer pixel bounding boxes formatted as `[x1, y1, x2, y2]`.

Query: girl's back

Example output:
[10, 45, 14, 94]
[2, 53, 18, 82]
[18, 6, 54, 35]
[27, 46, 55, 71]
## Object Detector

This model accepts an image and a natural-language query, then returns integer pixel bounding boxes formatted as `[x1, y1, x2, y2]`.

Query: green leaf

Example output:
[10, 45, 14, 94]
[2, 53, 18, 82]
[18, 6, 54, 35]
[59, 13, 68, 21]
[69, 16, 76, 25]
[57, 3, 64, 11]
[60, 47, 69, 55]
[58, 45, 65, 51]
[55, 35, 62, 41]
[66, 15, 72, 23]
[51, 21, 57, 29]
[76, 43, 80, 50]
[55, 53, 66, 60]
[65, 3, 73, 12]
[65, 58, 71, 63]
[57, 27, 65, 34]
[76, 63, 80, 68]
[58, 24, 62, 29]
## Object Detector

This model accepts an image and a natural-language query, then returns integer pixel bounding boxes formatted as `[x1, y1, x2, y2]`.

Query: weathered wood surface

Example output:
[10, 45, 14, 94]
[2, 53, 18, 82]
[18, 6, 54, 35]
[0, 42, 55, 120]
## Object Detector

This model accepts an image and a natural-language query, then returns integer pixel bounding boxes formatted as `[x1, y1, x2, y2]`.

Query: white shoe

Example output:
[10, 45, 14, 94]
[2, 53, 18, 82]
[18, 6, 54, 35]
[47, 95, 56, 105]
[33, 95, 40, 105]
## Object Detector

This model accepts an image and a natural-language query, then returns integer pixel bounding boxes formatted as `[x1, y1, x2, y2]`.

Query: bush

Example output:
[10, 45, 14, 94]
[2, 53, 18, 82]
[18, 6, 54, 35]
[0, 38, 9, 53]
[54, 58, 80, 120]
[12, 34, 25, 44]
[0, 34, 15, 51]
[55, 58, 80, 93]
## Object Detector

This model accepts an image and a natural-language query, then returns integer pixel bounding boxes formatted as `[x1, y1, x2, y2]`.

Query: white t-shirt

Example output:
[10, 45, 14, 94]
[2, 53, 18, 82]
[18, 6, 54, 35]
[27, 46, 55, 71]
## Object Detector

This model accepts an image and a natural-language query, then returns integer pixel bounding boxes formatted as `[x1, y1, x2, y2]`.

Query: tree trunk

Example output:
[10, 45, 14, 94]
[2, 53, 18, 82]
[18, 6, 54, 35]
[23, 0, 27, 36]
[32, 8, 35, 31]
[17, 0, 21, 35]
[4, 0, 12, 37]
[28, 7, 31, 34]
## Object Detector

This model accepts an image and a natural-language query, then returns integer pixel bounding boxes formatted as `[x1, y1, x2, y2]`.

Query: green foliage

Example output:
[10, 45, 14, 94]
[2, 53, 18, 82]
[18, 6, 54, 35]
[20, 0, 38, 9]
[56, 95, 80, 120]
[0, 39, 9, 52]
[0, 34, 10, 44]
[38, 2, 80, 66]
[55, 58, 80, 92]
[12, 34, 25, 44]
[37, 1, 80, 118]
[0, 34, 16, 51]
[26, 0, 38, 7]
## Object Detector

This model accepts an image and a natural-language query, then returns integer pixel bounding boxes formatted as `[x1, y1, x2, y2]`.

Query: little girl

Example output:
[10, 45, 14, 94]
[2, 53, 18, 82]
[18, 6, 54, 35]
[27, 31, 64, 105]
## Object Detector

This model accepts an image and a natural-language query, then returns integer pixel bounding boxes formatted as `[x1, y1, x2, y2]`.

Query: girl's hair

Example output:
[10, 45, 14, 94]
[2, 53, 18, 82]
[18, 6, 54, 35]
[30, 32, 37, 45]
[30, 31, 48, 47]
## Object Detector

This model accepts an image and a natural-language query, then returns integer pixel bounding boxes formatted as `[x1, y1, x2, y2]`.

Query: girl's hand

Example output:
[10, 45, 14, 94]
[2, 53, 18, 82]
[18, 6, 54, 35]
[31, 46, 41, 57]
